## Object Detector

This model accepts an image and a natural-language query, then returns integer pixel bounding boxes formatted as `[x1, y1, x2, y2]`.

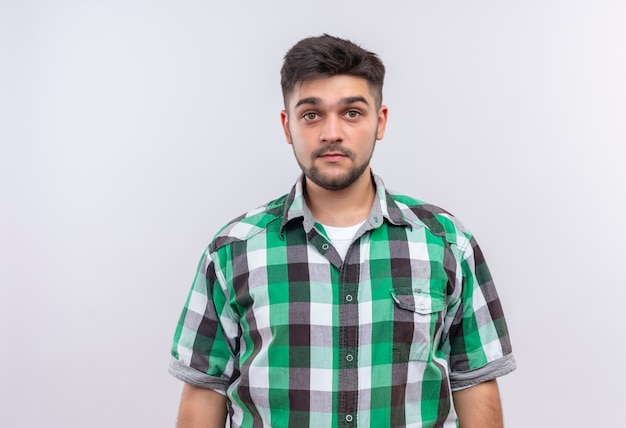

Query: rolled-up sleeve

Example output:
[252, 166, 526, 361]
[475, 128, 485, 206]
[169, 249, 238, 391]
[445, 234, 516, 391]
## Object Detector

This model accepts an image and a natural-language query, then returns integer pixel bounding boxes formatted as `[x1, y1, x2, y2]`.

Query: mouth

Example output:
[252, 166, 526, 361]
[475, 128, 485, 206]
[319, 153, 347, 162]
[315, 146, 352, 160]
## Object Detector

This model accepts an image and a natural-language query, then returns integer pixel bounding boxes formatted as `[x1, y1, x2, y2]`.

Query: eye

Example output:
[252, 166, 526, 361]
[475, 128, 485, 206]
[303, 112, 319, 121]
[345, 110, 361, 119]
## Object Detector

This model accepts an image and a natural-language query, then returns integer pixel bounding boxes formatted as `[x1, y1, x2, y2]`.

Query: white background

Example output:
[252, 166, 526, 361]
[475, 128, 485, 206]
[1, 1, 625, 426]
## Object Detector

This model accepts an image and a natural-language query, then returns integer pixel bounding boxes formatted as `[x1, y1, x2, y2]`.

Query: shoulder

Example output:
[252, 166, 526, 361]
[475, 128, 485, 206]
[387, 190, 473, 248]
[208, 193, 288, 253]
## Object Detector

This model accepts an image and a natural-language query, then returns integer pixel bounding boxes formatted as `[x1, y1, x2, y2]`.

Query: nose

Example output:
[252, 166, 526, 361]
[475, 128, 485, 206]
[320, 114, 343, 144]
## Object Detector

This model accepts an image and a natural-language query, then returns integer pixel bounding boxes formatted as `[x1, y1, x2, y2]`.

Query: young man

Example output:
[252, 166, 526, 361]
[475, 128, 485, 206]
[169, 34, 516, 427]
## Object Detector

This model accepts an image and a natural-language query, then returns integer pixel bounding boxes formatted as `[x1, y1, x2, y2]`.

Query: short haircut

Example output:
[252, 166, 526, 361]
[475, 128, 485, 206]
[281, 34, 385, 108]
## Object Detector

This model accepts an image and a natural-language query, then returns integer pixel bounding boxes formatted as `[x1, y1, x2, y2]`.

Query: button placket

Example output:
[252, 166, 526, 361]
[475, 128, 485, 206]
[337, 234, 359, 427]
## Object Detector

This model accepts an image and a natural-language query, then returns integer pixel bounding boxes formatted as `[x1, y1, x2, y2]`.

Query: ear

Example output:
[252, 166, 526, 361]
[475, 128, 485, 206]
[280, 110, 292, 145]
[376, 105, 389, 140]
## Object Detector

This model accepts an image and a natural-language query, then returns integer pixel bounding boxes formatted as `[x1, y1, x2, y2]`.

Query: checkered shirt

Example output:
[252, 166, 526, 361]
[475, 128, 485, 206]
[169, 174, 516, 427]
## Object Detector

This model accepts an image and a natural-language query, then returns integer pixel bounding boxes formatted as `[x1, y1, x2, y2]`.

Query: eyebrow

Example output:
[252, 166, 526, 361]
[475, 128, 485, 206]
[294, 97, 321, 108]
[294, 95, 370, 109]
[342, 96, 369, 106]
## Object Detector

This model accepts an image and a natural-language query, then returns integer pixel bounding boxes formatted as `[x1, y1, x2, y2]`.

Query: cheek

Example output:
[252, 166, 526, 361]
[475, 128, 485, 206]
[290, 139, 311, 162]
[355, 125, 378, 141]
[288, 124, 310, 143]
[291, 126, 319, 149]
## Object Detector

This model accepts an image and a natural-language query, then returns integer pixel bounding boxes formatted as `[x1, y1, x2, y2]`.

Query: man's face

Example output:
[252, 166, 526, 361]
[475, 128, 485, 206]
[281, 75, 388, 191]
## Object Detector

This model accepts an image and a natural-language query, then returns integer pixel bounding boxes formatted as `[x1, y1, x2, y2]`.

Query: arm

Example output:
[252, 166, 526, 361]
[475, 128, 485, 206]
[452, 379, 503, 428]
[176, 383, 228, 428]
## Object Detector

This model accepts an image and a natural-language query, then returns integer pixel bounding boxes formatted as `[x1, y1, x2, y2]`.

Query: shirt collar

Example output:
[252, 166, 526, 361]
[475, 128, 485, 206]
[279, 173, 411, 237]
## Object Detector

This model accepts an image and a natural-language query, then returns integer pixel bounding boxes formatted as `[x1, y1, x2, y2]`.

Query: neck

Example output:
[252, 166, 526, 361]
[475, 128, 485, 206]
[303, 168, 376, 227]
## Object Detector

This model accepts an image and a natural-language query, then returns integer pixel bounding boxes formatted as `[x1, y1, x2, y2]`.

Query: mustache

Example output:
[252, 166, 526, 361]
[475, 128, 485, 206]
[312, 146, 354, 159]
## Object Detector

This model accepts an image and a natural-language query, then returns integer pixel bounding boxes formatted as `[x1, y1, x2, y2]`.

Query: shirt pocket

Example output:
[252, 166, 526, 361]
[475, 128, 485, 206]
[389, 280, 446, 363]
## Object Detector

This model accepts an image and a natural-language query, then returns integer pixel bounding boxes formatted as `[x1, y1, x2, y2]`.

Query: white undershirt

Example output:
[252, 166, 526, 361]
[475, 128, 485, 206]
[321, 220, 366, 260]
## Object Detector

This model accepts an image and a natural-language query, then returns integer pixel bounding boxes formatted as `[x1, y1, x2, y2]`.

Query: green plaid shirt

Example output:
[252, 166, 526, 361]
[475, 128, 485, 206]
[169, 174, 515, 427]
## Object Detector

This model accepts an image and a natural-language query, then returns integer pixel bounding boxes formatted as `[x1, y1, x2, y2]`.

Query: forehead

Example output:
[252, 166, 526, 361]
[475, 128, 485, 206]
[287, 75, 375, 110]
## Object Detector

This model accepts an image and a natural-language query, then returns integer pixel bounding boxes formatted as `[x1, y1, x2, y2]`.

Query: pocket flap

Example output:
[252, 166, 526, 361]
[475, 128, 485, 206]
[390, 287, 444, 314]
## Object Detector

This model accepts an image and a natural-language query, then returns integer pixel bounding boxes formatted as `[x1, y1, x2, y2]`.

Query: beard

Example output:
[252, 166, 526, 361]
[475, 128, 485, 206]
[294, 140, 376, 191]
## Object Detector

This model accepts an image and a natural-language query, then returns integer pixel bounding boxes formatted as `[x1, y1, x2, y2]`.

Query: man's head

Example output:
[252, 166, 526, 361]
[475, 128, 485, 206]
[280, 35, 389, 193]
[280, 34, 385, 109]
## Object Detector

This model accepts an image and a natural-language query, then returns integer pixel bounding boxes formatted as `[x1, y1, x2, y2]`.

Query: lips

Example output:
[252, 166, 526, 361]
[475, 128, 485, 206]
[312, 146, 354, 164]
[319, 153, 346, 162]
[315, 146, 352, 157]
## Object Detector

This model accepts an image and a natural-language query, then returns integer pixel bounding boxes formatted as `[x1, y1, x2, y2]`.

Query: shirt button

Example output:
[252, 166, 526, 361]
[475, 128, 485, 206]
[346, 354, 354, 362]
[321, 243, 329, 250]
[419, 303, 426, 310]
[345, 294, 353, 302]
[345, 414, 353, 423]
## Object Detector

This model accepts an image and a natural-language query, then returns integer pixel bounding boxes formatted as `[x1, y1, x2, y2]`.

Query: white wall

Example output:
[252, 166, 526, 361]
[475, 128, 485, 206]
[1, 1, 624, 426]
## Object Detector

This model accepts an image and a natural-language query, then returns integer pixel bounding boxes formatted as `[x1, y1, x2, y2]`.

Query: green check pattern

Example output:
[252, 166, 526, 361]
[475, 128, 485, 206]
[169, 174, 515, 427]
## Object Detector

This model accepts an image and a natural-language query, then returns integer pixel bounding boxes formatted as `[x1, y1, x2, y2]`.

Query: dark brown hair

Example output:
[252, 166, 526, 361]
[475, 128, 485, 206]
[280, 34, 385, 108]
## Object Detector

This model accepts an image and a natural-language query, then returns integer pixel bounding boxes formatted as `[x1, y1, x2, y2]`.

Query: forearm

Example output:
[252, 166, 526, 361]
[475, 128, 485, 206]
[452, 379, 504, 428]
[176, 383, 228, 428]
